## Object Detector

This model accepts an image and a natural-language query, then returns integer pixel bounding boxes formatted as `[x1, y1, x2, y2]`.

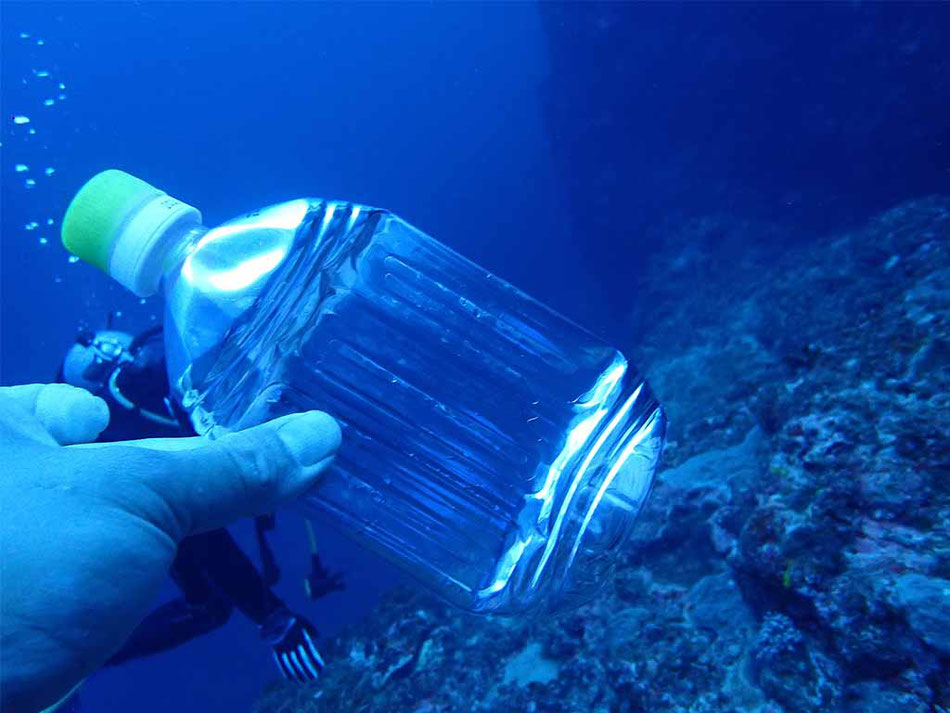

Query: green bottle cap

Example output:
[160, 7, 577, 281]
[61, 169, 163, 272]
[61, 169, 202, 297]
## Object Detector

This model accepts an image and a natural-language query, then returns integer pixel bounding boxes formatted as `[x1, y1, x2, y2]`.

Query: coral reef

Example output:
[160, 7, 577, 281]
[257, 198, 950, 712]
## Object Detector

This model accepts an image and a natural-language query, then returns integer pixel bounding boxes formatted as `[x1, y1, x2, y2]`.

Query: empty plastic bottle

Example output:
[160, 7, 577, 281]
[62, 170, 666, 613]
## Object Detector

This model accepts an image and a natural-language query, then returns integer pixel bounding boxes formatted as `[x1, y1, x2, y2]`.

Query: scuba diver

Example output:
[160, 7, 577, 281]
[57, 321, 346, 684]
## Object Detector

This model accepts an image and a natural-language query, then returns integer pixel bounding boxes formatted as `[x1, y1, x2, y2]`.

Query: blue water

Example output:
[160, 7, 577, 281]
[2, 2, 947, 712]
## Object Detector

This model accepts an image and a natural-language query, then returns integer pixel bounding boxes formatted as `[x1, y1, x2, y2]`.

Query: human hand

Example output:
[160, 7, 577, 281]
[306, 553, 346, 600]
[0, 383, 341, 713]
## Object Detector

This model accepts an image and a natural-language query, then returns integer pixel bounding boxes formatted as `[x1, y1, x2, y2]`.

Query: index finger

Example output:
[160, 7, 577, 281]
[0, 384, 110, 445]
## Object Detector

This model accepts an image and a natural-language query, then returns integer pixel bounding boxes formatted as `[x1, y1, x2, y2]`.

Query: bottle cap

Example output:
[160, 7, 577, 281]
[61, 169, 202, 297]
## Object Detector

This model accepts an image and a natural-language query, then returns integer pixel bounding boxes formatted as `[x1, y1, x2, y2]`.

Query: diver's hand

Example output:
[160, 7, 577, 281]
[0, 383, 341, 713]
[306, 554, 347, 600]
[261, 610, 325, 683]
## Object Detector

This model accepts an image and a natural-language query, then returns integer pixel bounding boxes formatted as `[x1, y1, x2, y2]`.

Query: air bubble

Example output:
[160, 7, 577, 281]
[59, 82, 66, 90]
[46, 218, 55, 225]
[68, 255, 79, 264]
[19, 32, 30, 39]
[39, 238, 49, 245]
[25, 222, 38, 231]
[44, 99, 55, 107]
[139, 298, 147, 305]
[13, 115, 30, 125]
[29, 128, 36, 135]
[25, 179, 36, 188]
[15, 164, 28, 172]
[58, 94, 67, 101]
[33, 70, 50, 78]
[44, 167, 55, 176]
[37, 39, 45, 46]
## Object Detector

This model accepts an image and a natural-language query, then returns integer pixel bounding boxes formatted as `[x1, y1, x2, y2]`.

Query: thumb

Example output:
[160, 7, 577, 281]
[74, 411, 342, 537]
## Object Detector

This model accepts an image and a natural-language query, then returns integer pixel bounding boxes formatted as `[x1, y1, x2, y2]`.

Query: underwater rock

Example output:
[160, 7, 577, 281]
[684, 572, 755, 638]
[751, 613, 842, 713]
[891, 573, 950, 655]
[502, 643, 560, 687]
[844, 680, 933, 713]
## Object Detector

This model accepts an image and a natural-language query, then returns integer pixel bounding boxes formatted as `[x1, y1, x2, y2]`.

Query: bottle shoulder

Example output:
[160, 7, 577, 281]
[162, 199, 313, 401]
[161, 198, 392, 408]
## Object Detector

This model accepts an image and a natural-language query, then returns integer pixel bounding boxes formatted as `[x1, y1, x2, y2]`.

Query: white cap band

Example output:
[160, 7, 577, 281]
[108, 194, 202, 297]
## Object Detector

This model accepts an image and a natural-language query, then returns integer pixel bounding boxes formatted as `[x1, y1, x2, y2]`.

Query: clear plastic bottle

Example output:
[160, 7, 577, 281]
[62, 171, 666, 613]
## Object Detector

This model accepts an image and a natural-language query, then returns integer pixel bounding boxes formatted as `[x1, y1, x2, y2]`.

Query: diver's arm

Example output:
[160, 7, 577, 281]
[193, 528, 285, 625]
[105, 595, 233, 667]
[196, 528, 327, 682]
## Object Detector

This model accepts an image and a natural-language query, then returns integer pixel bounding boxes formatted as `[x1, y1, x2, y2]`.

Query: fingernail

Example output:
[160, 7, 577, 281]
[83, 391, 111, 430]
[275, 411, 342, 467]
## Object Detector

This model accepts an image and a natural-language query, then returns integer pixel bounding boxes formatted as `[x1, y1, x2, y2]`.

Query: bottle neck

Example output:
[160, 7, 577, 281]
[107, 193, 204, 298]
[158, 224, 209, 292]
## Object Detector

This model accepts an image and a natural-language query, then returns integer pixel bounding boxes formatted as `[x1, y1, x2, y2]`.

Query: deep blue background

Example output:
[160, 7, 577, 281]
[2, 2, 947, 712]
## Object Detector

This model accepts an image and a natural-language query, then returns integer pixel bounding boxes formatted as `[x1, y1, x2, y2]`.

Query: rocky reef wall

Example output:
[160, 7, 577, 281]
[257, 197, 949, 713]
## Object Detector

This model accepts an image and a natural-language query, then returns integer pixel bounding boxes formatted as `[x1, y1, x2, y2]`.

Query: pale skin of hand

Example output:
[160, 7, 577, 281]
[0, 383, 341, 713]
